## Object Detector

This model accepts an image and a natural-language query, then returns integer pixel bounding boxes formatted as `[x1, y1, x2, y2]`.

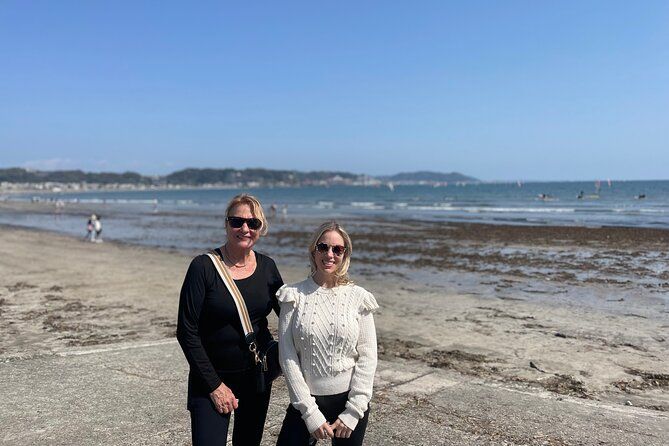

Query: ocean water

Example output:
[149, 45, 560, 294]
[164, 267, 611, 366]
[3, 181, 668, 310]
[4, 180, 668, 228]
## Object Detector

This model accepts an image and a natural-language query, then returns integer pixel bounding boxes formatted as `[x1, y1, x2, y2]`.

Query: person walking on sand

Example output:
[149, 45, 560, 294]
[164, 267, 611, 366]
[54, 199, 64, 220]
[276, 221, 378, 445]
[86, 215, 95, 242]
[93, 215, 103, 242]
[177, 194, 284, 446]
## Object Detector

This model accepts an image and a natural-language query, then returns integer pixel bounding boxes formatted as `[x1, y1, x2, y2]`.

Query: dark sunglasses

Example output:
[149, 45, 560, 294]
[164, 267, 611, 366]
[315, 243, 347, 256]
[226, 216, 262, 230]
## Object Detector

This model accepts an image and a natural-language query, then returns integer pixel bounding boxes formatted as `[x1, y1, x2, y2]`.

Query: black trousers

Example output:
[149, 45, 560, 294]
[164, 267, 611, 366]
[188, 370, 272, 446]
[276, 392, 370, 446]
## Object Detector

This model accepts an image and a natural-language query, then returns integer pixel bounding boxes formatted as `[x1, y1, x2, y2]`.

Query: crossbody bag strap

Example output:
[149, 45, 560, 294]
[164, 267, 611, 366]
[206, 251, 261, 364]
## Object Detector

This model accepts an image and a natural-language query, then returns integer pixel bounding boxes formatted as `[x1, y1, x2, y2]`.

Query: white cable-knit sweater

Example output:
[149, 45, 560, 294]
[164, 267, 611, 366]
[277, 278, 378, 433]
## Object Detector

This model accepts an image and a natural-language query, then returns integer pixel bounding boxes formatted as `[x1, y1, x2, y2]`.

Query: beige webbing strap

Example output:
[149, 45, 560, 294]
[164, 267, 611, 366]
[206, 251, 254, 338]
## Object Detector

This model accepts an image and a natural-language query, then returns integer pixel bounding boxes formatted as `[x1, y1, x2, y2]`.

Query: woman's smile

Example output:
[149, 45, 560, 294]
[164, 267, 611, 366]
[314, 230, 345, 276]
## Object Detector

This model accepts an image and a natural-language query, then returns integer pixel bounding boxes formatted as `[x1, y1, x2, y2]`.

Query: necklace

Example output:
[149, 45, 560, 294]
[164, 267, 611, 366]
[222, 245, 248, 268]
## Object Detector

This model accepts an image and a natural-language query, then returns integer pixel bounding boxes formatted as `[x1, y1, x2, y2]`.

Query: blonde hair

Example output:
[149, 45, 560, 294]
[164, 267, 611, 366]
[224, 194, 269, 236]
[308, 221, 353, 285]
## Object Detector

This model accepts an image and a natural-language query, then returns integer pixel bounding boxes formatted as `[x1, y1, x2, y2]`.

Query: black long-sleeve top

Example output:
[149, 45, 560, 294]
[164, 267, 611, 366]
[176, 249, 284, 393]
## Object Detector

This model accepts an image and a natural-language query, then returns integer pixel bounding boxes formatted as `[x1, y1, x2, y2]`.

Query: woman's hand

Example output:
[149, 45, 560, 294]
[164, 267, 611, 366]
[331, 418, 353, 438]
[311, 422, 334, 440]
[209, 383, 238, 414]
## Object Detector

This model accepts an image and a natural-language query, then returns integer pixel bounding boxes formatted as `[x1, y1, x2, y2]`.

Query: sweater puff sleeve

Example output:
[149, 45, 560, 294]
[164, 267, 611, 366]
[359, 289, 379, 314]
[276, 284, 298, 306]
[277, 284, 328, 433]
[338, 288, 379, 430]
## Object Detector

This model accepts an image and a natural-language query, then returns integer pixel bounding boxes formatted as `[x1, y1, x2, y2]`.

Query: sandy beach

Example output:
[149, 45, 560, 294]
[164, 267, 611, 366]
[1, 223, 667, 445]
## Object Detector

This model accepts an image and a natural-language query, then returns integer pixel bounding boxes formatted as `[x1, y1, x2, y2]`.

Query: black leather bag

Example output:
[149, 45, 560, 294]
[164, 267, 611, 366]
[255, 339, 282, 393]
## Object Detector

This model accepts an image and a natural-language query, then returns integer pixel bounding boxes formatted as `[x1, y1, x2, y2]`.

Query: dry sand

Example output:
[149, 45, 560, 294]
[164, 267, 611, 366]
[0, 225, 667, 445]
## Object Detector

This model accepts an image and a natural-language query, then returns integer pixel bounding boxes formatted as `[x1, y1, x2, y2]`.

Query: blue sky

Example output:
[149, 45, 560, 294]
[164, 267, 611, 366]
[1, 1, 668, 181]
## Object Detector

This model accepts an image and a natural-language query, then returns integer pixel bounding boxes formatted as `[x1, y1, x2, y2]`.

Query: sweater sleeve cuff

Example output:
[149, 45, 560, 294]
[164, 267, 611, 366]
[206, 377, 223, 394]
[303, 409, 328, 434]
[338, 407, 360, 431]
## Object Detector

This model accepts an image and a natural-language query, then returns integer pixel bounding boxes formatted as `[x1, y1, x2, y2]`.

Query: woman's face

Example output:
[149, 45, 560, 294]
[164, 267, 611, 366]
[225, 204, 260, 250]
[313, 230, 346, 275]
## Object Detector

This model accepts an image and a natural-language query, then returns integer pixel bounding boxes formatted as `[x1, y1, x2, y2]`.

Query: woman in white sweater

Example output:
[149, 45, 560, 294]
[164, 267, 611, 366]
[276, 221, 378, 445]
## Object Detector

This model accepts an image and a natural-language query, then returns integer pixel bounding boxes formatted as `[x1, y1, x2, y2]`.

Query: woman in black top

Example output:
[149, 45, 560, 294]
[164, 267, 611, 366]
[177, 194, 283, 446]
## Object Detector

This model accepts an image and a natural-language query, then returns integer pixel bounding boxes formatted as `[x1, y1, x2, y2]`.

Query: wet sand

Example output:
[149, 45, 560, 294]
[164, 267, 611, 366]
[0, 224, 668, 444]
[274, 220, 669, 295]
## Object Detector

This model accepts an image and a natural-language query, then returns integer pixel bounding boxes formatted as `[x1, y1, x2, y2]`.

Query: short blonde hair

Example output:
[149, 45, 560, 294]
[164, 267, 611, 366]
[308, 221, 353, 285]
[224, 194, 269, 236]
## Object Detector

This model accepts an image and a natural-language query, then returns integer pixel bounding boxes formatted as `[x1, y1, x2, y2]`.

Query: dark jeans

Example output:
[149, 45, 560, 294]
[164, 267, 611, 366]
[188, 370, 272, 446]
[276, 391, 370, 446]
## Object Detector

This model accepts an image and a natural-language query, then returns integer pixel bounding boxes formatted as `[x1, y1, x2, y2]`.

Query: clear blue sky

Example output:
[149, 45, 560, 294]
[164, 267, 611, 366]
[1, 1, 668, 181]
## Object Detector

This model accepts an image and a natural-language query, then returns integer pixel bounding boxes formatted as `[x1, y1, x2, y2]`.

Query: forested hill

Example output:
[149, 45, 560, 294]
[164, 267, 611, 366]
[0, 167, 479, 186]
[163, 168, 360, 185]
[0, 168, 151, 184]
[380, 171, 478, 183]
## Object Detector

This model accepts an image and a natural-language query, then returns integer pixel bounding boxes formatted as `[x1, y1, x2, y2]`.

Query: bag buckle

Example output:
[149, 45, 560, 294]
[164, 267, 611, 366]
[249, 342, 262, 366]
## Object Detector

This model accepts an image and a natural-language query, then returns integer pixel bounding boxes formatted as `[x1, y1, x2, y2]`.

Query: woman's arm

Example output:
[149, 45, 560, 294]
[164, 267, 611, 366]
[266, 256, 284, 316]
[176, 256, 221, 392]
[337, 293, 379, 430]
[277, 289, 329, 434]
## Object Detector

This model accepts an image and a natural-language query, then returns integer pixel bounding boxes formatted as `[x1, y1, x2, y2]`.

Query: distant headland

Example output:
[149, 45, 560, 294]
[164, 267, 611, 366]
[0, 167, 478, 192]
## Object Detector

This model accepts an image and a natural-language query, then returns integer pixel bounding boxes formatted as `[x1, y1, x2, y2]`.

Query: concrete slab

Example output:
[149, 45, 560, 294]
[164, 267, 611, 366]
[1, 340, 667, 445]
[1, 340, 190, 445]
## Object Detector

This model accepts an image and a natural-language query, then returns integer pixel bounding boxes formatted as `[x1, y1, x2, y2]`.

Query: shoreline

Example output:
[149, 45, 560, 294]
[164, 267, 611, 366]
[2, 206, 668, 311]
[3, 187, 669, 232]
[4, 197, 669, 231]
[4, 197, 669, 241]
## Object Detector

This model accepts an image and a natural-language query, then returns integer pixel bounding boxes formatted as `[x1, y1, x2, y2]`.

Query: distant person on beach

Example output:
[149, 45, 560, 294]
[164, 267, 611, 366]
[93, 215, 102, 242]
[276, 221, 378, 445]
[177, 194, 283, 446]
[86, 215, 95, 242]
[54, 199, 64, 219]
